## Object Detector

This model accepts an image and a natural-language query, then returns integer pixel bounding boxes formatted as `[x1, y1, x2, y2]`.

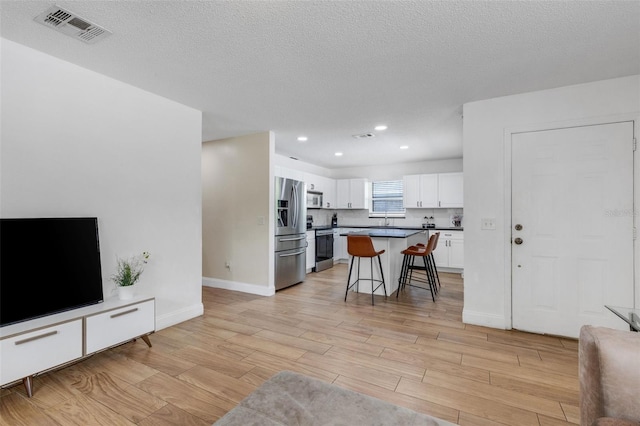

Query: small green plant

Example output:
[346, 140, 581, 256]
[111, 251, 150, 287]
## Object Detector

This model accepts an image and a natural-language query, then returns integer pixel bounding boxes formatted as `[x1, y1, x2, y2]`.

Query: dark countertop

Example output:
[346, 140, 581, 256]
[341, 225, 463, 231]
[339, 229, 424, 238]
[309, 225, 463, 232]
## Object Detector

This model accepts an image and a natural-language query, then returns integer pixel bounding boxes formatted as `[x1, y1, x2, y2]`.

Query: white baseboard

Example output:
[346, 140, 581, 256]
[462, 309, 509, 330]
[202, 277, 275, 297]
[155, 303, 203, 331]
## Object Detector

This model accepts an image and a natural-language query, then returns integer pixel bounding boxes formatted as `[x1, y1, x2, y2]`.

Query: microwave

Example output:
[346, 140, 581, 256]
[306, 191, 323, 209]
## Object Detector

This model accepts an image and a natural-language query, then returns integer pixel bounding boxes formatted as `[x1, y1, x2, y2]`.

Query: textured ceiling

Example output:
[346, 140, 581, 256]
[1, 1, 639, 169]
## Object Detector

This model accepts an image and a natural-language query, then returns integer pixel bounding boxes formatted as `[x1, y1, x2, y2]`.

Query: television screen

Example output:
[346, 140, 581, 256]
[0, 217, 104, 327]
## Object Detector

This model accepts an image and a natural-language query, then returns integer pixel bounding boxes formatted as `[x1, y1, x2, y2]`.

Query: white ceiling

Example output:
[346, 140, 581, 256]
[1, 1, 639, 169]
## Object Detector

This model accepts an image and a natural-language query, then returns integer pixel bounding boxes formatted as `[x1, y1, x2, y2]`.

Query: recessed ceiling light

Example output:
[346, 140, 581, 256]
[374, 125, 388, 131]
[297, 136, 308, 142]
[335, 152, 343, 157]
[400, 145, 409, 150]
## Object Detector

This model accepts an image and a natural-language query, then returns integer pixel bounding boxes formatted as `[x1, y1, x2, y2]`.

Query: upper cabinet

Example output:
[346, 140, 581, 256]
[403, 174, 438, 208]
[437, 172, 463, 208]
[336, 178, 369, 209]
[304, 173, 336, 209]
[403, 172, 463, 208]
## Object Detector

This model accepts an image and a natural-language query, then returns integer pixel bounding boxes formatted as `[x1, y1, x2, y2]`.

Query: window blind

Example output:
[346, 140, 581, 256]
[371, 180, 404, 215]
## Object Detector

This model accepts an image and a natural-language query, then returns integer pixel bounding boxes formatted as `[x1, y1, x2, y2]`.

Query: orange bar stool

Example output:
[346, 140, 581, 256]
[397, 233, 438, 301]
[345, 235, 387, 305]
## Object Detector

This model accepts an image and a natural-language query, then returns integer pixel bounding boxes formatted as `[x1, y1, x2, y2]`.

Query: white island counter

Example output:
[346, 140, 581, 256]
[340, 229, 428, 296]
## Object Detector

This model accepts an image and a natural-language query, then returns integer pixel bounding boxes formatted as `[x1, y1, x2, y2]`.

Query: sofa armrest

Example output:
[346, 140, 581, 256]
[579, 325, 640, 426]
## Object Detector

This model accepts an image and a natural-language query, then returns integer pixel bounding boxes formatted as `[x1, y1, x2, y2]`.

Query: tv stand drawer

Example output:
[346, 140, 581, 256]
[85, 300, 155, 354]
[0, 319, 82, 386]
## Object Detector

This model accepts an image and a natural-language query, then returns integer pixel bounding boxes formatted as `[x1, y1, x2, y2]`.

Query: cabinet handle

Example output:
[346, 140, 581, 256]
[111, 307, 139, 319]
[15, 330, 58, 345]
[417, 201, 420, 207]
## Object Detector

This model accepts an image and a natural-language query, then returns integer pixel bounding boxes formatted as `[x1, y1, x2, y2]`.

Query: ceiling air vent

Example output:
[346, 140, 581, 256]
[352, 133, 376, 139]
[35, 5, 112, 44]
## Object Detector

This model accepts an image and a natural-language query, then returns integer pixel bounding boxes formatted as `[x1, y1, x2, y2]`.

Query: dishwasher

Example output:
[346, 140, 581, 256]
[315, 228, 334, 272]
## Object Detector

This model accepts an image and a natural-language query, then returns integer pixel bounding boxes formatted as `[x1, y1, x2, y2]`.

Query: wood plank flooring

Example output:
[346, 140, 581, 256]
[0, 265, 580, 425]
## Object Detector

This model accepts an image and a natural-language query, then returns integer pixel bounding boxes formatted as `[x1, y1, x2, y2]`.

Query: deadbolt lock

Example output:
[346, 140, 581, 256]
[514, 237, 523, 245]
[515, 224, 523, 231]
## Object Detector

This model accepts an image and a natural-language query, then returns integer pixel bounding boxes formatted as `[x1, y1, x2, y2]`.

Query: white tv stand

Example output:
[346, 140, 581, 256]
[0, 294, 155, 397]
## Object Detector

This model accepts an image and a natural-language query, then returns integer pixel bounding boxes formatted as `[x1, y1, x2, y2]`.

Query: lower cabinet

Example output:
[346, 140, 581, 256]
[433, 231, 464, 269]
[85, 299, 155, 354]
[0, 319, 83, 386]
[0, 296, 155, 396]
[305, 230, 315, 272]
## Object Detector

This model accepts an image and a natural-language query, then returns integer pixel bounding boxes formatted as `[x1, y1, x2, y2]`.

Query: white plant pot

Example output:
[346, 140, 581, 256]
[117, 285, 134, 300]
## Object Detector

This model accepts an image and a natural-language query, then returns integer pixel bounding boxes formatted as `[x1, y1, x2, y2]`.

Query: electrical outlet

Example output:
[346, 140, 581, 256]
[481, 218, 496, 230]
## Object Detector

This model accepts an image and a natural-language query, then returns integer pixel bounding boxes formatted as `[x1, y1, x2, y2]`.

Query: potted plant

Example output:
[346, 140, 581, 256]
[112, 251, 150, 300]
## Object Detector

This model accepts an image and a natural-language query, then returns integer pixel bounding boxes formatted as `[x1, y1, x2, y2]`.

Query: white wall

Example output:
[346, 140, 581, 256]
[202, 132, 275, 295]
[463, 75, 640, 329]
[330, 158, 463, 181]
[0, 39, 203, 330]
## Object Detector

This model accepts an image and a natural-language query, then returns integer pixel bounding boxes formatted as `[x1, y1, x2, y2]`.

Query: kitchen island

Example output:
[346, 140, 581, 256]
[340, 228, 427, 297]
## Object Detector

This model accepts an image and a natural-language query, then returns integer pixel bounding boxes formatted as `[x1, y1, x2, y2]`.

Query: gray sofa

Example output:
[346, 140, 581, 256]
[579, 325, 640, 426]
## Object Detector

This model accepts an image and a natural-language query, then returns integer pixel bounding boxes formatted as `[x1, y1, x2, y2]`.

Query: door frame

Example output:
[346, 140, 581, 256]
[502, 114, 639, 330]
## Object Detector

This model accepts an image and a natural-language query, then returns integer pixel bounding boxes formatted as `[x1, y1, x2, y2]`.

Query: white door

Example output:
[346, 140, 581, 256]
[512, 122, 634, 338]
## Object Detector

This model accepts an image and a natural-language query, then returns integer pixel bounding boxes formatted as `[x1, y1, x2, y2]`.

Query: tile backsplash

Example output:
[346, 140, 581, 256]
[307, 208, 463, 228]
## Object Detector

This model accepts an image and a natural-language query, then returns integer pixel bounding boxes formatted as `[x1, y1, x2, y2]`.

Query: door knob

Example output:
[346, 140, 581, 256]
[514, 237, 523, 245]
[515, 224, 523, 231]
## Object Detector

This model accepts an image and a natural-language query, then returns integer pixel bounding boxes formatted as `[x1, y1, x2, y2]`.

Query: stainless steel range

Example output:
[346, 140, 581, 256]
[315, 228, 334, 272]
[275, 177, 307, 290]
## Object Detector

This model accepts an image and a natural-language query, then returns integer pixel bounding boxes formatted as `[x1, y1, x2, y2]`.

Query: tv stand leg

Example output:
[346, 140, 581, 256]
[141, 334, 152, 348]
[23, 376, 33, 397]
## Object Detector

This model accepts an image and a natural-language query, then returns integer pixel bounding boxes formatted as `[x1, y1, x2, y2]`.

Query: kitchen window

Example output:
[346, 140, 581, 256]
[369, 180, 405, 217]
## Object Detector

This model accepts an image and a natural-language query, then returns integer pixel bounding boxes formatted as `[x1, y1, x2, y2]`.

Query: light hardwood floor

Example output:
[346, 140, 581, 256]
[0, 264, 579, 425]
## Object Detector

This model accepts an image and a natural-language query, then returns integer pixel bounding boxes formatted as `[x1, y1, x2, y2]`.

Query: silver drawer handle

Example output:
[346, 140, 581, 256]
[279, 250, 305, 257]
[111, 308, 139, 318]
[279, 236, 305, 242]
[15, 330, 58, 345]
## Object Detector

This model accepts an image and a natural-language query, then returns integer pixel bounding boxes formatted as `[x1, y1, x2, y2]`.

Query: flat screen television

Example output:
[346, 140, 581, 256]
[0, 217, 104, 327]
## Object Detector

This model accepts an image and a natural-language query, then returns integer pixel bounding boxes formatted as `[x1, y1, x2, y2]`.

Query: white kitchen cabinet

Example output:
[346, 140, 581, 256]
[336, 179, 368, 209]
[333, 229, 342, 261]
[403, 174, 438, 208]
[403, 173, 463, 208]
[306, 230, 316, 272]
[321, 176, 336, 209]
[433, 231, 464, 269]
[303, 173, 336, 209]
[438, 172, 463, 208]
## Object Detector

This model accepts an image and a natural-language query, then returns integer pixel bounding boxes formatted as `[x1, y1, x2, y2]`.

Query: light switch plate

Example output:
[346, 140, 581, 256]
[481, 218, 496, 230]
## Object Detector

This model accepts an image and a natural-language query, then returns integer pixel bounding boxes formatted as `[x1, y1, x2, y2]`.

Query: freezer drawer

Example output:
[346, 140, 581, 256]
[275, 247, 306, 290]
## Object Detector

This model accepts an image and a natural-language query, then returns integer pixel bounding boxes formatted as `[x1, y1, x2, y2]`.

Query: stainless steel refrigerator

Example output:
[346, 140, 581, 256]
[275, 176, 307, 290]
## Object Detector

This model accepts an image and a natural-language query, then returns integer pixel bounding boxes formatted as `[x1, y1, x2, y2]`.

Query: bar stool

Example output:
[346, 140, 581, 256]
[345, 235, 387, 305]
[416, 232, 441, 292]
[397, 233, 438, 301]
